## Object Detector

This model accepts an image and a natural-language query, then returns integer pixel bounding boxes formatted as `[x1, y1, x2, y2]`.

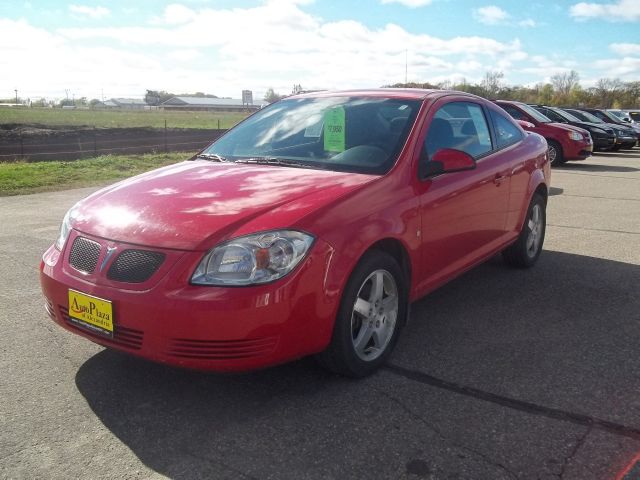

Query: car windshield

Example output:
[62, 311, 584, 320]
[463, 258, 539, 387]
[551, 108, 580, 122]
[569, 110, 603, 123]
[600, 110, 622, 122]
[202, 96, 422, 175]
[519, 103, 552, 123]
[608, 110, 630, 120]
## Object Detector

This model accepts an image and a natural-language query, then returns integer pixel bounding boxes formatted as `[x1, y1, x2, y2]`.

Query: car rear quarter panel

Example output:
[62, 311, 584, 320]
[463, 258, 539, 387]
[508, 132, 550, 233]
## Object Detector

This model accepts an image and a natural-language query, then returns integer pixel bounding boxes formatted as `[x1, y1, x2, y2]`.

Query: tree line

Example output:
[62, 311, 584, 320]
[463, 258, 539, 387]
[4, 74, 638, 108]
[386, 71, 640, 109]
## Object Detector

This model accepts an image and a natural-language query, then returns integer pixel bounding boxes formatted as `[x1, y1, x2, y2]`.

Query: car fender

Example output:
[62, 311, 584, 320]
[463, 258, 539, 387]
[515, 166, 549, 232]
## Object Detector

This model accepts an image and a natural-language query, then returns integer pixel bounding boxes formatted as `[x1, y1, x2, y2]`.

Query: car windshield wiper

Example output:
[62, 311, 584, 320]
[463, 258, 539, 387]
[196, 153, 229, 162]
[233, 157, 319, 169]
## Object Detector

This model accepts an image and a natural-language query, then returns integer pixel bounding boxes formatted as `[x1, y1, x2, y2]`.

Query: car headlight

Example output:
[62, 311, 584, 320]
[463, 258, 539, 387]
[191, 230, 315, 286]
[54, 209, 73, 251]
[568, 131, 584, 141]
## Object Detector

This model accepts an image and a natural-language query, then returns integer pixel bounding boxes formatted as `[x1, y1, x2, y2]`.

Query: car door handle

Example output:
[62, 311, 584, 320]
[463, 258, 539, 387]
[493, 174, 506, 186]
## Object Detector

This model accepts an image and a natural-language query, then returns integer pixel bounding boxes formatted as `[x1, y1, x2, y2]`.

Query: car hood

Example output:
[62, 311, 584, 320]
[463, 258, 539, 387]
[573, 121, 613, 133]
[70, 160, 378, 250]
[611, 124, 637, 135]
[548, 122, 589, 135]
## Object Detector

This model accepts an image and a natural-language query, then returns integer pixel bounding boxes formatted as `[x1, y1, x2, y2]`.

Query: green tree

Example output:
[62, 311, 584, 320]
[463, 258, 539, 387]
[481, 71, 504, 98]
[264, 88, 284, 103]
[537, 84, 554, 105]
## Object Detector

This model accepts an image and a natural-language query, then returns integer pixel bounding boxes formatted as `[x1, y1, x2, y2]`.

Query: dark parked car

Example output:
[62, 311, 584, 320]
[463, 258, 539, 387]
[578, 108, 639, 147]
[564, 109, 637, 150]
[495, 100, 592, 166]
[607, 109, 635, 124]
[531, 105, 616, 151]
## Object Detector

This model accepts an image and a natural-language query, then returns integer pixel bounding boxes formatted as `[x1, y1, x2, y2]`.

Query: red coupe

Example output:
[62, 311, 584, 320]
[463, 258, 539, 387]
[41, 89, 550, 377]
[494, 100, 592, 166]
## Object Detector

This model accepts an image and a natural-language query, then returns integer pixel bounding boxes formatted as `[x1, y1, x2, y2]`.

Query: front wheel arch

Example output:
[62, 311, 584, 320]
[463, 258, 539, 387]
[316, 250, 408, 377]
[546, 139, 564, 166]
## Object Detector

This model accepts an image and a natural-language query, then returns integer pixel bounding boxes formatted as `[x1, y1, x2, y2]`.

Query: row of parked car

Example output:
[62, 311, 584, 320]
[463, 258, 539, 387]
[494, 100, 640, 166]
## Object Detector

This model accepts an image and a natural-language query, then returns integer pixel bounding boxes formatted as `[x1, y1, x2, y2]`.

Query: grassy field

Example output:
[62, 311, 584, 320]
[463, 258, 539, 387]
[0, 107, 249, 129]
[0, 151, 194, 196]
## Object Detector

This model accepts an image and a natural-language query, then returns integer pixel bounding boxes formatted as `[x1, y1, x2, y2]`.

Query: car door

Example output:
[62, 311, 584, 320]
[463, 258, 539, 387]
[414, 98, 513, 294]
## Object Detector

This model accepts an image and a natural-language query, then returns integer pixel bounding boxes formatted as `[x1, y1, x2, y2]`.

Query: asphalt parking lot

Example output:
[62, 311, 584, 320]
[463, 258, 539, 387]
[1, 149, 639, 479]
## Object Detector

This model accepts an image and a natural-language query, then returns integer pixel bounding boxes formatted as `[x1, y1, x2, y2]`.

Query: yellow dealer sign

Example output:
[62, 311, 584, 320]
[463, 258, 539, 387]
[68, 289, 114, 337]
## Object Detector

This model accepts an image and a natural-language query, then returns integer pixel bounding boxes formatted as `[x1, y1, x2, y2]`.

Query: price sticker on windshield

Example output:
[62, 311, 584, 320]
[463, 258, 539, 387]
[324, 106, 346, 152]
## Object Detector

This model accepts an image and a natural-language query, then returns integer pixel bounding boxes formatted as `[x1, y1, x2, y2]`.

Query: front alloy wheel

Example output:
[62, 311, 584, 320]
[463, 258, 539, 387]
[317, 251, 407, 377]
[547, 140, 564, 166]
[351, 269, 398, 362]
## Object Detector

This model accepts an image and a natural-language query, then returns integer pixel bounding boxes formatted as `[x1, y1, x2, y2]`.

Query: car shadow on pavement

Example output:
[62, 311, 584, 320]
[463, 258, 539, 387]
[595, 150, 640, 160]
[557, 162, 639, 173]
[74, 251, 640, 480]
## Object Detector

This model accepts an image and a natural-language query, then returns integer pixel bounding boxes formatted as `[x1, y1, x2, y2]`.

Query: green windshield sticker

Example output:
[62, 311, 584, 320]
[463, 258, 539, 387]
[324, 107, 346, 152]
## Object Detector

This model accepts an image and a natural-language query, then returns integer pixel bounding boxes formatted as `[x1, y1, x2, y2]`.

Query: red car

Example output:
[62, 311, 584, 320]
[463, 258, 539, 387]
[41, 89, 550, 377]
[495, 100, 592, 166]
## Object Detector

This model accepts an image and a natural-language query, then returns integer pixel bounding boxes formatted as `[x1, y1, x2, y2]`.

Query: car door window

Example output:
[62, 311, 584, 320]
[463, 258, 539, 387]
[489, 109, 524, 149]
[423, 102, 492, 161]
[538, 108, 563, 122]
[502, 105, 526, 121]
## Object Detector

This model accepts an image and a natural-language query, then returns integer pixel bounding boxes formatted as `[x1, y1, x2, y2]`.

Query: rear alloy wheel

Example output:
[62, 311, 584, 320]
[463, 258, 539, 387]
[503, 193, 546, 268]
[316, 251, 406, 377]
[547, 140, 564, 166]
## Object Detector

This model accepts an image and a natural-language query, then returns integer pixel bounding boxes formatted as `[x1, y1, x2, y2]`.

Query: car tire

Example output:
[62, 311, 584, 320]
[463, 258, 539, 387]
[316, 250, 407, 378]
[547, 140, 564, 166]
[502, 193, 546, 269]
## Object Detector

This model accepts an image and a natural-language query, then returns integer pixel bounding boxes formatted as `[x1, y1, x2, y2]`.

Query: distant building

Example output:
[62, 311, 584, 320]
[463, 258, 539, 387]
[109, 98, 148, 109]
[161, 96, 262, 112]
[94, 98, 147, 109]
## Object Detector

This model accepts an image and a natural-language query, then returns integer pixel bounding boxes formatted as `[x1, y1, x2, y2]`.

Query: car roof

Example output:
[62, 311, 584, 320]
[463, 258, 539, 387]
[287, 88, 478, 101]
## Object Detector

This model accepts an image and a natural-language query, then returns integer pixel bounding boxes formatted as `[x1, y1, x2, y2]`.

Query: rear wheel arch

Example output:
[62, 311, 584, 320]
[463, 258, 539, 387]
[534, 183, 548, 206]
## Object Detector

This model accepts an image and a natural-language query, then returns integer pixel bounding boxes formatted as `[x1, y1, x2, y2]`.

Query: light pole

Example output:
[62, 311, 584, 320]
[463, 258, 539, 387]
[14, 89, 18, 104]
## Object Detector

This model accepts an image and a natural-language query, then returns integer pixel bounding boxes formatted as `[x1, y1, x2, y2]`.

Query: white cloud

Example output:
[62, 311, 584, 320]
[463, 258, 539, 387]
[593, 57, 640, 77]
[473, 5, 509, 25]
[610, 43, 640, 55]
[0, 2, 531, 101]
[569, 0, 640, 22]
[518, 19, 537, 27]
[150, 4, 196, 25]
[380, 0, 433, 7]
[6, 2, 632, 101]
[68, 4, 110, 19]
[166, 49, 202, 62]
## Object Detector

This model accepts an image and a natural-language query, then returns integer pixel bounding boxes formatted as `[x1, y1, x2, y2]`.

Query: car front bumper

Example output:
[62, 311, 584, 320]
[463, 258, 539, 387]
[40, 232, 339, 372]
[592, 133, 616, 150]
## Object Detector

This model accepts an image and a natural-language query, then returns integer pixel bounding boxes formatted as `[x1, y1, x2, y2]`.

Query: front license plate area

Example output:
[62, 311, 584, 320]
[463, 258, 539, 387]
[68, 289, 114, 338]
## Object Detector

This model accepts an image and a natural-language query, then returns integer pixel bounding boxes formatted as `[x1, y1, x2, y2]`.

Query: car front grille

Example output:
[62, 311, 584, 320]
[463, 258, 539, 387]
[59, 305, 144, 350]
[68, 236, 101, 274]
[106, 249, 165, 283]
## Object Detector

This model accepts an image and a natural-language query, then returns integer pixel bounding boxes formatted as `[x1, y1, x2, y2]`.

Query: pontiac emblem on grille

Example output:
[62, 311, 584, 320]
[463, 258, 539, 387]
[99, 246, 117, 272]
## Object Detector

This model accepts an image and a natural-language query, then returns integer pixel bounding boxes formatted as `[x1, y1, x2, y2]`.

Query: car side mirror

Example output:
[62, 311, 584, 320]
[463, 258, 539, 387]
[420, 149, 476, 179]
[516, 120, 535, 129]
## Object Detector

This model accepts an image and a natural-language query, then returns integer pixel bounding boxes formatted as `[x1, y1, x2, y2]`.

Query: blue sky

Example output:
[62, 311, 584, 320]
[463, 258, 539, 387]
[1, 0, 638, 101]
